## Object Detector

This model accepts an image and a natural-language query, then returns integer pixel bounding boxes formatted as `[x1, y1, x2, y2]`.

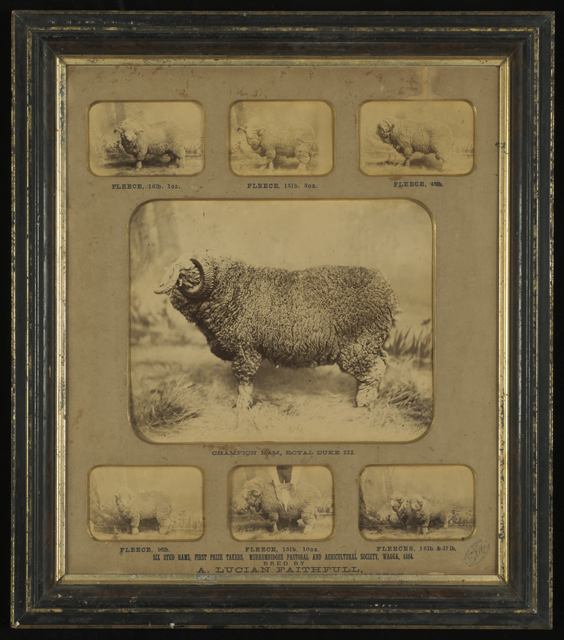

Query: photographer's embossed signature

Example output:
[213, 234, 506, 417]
[465, 540, 490, 567]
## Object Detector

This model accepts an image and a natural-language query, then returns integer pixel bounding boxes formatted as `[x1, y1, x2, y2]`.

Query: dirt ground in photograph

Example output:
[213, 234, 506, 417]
[91, 152, 203, 176]
[361, 525, 474, 541]
[360, 150, 474, 175]
[230, 513, 334, 541]
[129, 340, 433, 443]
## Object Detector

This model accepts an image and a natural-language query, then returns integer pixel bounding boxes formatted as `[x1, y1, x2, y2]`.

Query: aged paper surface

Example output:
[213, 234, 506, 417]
[65, 62, 499, 579]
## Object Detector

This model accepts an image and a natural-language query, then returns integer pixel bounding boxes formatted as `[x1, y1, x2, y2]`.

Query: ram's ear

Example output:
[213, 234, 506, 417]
[114, 127, 123, 134]
[237, 125, 247, 133]
[135, 128, 145, 134]
[257, 128, 266, 136]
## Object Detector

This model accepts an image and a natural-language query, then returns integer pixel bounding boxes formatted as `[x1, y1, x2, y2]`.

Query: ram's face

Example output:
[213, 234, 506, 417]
[155, 253, 215, 302]
[115, 487, 133, 511]
[238, 121, 266, 150]
[115, 119, 143, 143]
[246, 127, 266, 150]
[390, 495, 404, 513]
[410, 495, 424, 512]
[241, 479, 264, 510]
[376, 121, 392, 143]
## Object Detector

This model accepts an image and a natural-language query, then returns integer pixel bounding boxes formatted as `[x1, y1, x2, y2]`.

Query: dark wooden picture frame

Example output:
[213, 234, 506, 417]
[11, 11, 553, 628]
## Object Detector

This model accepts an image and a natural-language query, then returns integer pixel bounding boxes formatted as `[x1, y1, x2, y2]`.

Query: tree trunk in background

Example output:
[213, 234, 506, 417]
[114, 102, 126, 126]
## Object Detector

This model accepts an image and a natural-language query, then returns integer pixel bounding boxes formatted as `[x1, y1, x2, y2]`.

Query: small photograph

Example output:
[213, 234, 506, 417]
[229, 466, 335, 541]
[129, 200, 433, 443]
[88, 466, 205, 541]
[359, 100, 475, 176]
[359, 466, 475, 540]
[229, 100, 334, 176]
[88, 101, 204, 176]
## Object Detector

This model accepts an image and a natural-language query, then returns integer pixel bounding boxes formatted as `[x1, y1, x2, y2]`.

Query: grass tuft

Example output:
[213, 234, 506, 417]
[132, 376, 202, 433]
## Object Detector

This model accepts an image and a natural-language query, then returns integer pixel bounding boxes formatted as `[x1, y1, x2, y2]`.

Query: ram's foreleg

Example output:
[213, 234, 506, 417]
[133, 142, 149, 171]
[264, 148, 276, 171]
[399, 143, 414, 166]
[268, 512, 279, 533]
[232, 349, 263, 410]
[129, 515, 140, 535]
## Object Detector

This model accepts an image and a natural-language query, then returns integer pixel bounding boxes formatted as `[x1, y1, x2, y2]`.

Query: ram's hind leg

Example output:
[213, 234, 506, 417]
[295, 145, 311, 171]
[170, 145, 186, 167]
[337, 334, 389, 407]
[301, 508, 318, 535]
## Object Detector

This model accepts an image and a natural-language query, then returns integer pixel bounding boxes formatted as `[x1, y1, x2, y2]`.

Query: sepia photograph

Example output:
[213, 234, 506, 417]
[129, 199, 433, 443]
[88, 466, 205, 541]
[229, 466, 334, 541]
[359, 466, 475, 540]
[358, 100, 475, 176]
[229, 100, 334, 176]
[88, 101, 204, 176]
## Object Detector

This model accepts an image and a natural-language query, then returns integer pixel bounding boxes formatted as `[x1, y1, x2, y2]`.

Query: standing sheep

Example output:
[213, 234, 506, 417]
[154, 251, 399, 409]
[237, 118, 317, 171]
[374, 117, 454, 168]
[115, 487, 172, 535]
[407, 494, 449, 535]
[114, 118, 188, 170]
[240, 477, 321, 534]
[390, 495, 412, 529]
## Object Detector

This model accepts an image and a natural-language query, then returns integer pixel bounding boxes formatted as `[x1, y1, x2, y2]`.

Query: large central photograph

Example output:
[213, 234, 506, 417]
[129, 199, 433, 443]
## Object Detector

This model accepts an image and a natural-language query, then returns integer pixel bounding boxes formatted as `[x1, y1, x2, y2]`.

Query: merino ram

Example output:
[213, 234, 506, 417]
[237, 118, 317, 171]
[407, 494, 449, 535]
[114, 487, 172, 535]
[374, 117, 454, 168]
[114, 118, 188, 170]
[155, 251, 399, 409]
[240, 477, 322, 534]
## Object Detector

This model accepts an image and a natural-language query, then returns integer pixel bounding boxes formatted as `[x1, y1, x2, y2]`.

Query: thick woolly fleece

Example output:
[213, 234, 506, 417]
[376, 118, 454, 164]
[116, 118, 187, 168]
[115, 488, 172, 532]
[242, 477, 321, 526]
[408, 494, 448, 529]
[168, 252, 399, 386]
[242, 118, 317, 165]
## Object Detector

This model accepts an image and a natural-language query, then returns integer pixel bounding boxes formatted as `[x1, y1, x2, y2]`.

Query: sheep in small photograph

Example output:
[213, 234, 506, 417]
[114, 118, 188, 170]
[390, 495, 412, 529]
[155, 251, 400, 410]
[240, 477, 322, 534]
[237, 118, 317, 171]
[374, 117, 454, 168]
[407, 494, 450, 535]
[114, 487, 172, 535]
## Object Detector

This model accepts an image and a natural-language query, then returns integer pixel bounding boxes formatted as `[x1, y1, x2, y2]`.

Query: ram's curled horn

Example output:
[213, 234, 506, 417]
[179, 257, 215, 299]
[154, 262, 181, 295]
